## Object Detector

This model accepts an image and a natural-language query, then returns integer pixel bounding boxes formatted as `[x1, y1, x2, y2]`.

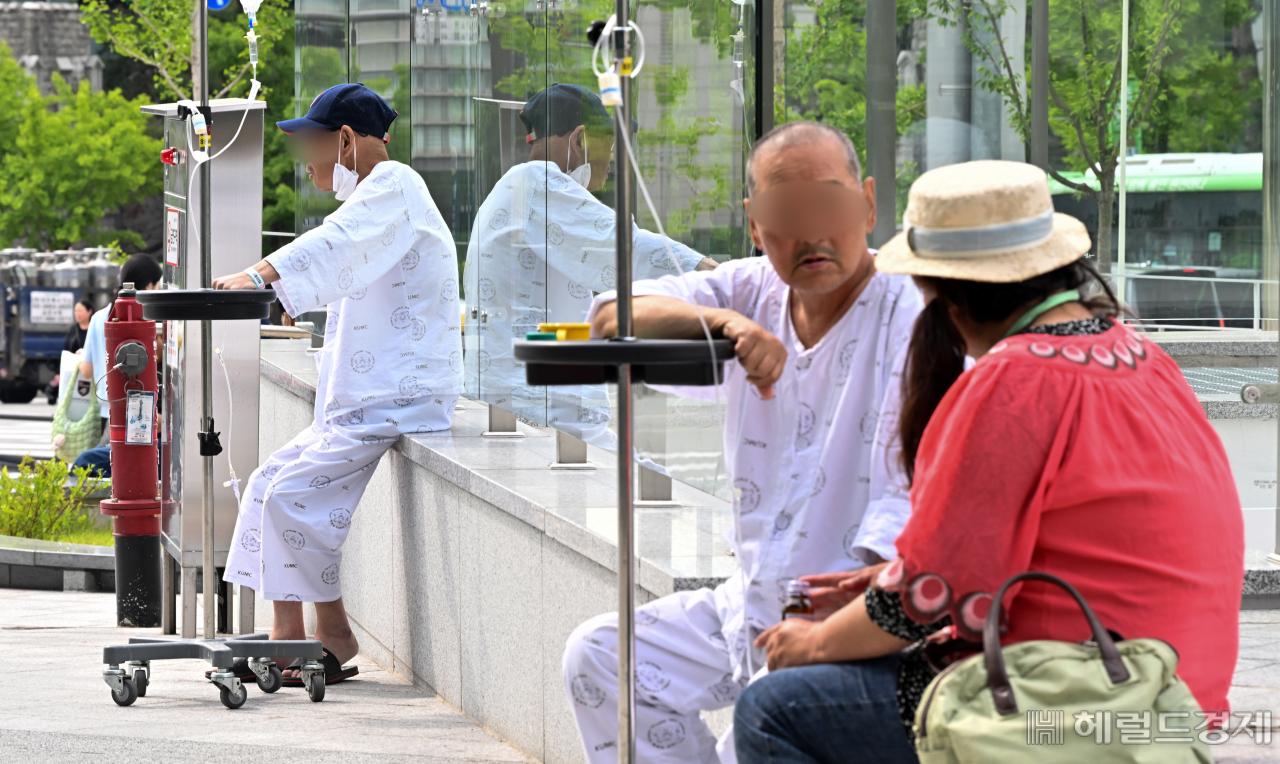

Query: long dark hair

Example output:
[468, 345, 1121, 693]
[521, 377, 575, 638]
[898, 257, 1119, 483]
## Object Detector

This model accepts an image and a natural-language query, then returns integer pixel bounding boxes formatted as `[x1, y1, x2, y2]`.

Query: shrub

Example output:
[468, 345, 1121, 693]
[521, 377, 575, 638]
[0, 458, 107, 541]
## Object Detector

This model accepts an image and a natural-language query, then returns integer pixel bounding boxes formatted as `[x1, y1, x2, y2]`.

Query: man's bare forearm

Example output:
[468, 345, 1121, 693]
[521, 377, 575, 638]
[591, 296, 731, 339]
[254, 259, 282, 285]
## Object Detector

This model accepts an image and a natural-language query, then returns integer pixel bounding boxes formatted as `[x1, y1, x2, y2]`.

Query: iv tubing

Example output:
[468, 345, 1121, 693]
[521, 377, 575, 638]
[182, 91, 255, 255]
[592, 15, 646, 78]
[214, 326, 241, 502]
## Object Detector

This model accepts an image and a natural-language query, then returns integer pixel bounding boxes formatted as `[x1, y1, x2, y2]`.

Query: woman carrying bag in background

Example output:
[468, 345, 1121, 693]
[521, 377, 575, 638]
[733, 161, 1243, 764]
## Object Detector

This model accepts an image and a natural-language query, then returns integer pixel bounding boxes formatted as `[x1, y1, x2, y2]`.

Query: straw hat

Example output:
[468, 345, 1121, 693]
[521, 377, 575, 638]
[876, 160, 1092, 283]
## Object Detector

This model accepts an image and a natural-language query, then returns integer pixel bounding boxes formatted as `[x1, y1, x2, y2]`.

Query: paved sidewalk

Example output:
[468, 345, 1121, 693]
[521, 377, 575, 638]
[2, 587, 1278, 763]
[0, 588, 532, 764]
[1223, 609, 1280, 763]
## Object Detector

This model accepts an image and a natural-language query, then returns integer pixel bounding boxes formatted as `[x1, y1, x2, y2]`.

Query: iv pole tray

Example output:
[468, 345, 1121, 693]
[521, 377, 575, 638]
[136, 289, 275, 321]
[513, 338, 734, 386]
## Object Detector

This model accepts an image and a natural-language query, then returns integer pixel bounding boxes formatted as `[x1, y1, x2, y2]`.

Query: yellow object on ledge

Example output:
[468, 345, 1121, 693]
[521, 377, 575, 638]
[538, 323, 592, 341]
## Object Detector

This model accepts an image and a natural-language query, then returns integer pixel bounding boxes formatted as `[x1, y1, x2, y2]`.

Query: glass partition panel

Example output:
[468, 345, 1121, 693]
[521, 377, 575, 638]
[465, 0, 550, 421]
[352, 0, 412, 166]
[1116, 3, 1264, 331]
[295, 0, 350, 235]
[420, 0, 486, 398]
[458, 0, 747, 499]
[624, 0, 753, 499]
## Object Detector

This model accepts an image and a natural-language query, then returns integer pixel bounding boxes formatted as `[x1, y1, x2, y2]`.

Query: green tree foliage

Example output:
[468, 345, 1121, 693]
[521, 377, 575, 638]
[215, 0, 301, 246]
[489, 3, 742, 252]
[80, 0, 197, 100]
[488, 1, 616, 98]
[775, 0, 930, 217]
[0, 51, 162, 250]
[82, 0, 297, 247]
[929, 0, 1258, 271]
[82, 0, 291, 102]
[777, 0, 869, 148]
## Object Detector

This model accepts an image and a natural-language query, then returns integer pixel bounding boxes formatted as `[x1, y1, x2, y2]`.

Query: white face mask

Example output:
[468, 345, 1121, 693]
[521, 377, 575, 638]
[567, 135, 591, 190]
[333, 134, 359, 201]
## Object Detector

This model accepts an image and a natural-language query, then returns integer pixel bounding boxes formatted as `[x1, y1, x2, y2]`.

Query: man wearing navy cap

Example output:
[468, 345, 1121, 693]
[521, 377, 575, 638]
[463, 84, 715, 448]
[212, 83, 462, 686]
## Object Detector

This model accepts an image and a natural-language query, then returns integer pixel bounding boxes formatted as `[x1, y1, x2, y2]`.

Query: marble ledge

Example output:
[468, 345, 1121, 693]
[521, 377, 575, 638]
[1200, 397, 1278, 421]
[260, 338, 320, 405]
[0, 534, 115, 570]
[1155, 332, 1278, 368]
[1244, 550, 1280, 597]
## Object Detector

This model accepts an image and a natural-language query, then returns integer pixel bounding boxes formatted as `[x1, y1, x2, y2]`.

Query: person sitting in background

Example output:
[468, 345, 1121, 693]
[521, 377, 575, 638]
[733, 161, 1244, 764]
[66, 299, 94, 354]
[74, 256, 163, 476]
[563, 121, 922, 763]
[45, 299, 95, 404]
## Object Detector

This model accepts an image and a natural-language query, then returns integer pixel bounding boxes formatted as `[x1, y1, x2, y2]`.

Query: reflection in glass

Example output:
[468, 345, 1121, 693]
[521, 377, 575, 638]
[465, 84, 707, 453]
[413, 0, 486, 248]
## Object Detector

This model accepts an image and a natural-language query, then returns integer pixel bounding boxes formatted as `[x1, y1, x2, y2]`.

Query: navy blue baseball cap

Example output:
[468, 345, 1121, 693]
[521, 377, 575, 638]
[277, 83, 398, 142]
[519, 83, 637, 144]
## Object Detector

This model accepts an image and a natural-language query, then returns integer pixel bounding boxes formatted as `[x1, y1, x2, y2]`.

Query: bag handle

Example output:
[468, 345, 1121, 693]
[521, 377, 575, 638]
[983, 571, 1131, 716]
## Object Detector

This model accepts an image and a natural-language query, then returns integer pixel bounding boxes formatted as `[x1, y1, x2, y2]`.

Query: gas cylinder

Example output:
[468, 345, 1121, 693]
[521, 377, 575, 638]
[99, 284, 162, 628]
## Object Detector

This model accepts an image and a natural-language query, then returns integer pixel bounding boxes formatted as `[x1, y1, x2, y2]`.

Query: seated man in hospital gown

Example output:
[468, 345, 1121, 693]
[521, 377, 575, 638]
[464, 84, 715, 447]
[563, 121, 922, 763]
[213, 83, 462, 683]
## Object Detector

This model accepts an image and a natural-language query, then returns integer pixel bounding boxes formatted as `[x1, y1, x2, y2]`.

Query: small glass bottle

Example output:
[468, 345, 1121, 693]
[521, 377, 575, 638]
[782, 580, 814, 621]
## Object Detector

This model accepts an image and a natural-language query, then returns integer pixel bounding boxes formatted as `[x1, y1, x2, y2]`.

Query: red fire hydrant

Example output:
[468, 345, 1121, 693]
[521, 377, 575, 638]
[98, 284, 162, 628]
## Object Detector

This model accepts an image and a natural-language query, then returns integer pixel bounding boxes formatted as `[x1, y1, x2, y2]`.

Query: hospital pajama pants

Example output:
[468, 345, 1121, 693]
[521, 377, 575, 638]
[223, 397, 456, 602]
[563, 584, 760, 764]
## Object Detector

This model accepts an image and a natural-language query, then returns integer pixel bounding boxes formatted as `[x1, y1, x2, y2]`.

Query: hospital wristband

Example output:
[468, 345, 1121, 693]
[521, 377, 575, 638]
[244, 266, 266, 289]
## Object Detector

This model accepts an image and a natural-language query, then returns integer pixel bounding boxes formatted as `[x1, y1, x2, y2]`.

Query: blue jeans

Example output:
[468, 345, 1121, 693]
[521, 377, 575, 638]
[73, 446, 112, 478]
[734, 654, 919, 764]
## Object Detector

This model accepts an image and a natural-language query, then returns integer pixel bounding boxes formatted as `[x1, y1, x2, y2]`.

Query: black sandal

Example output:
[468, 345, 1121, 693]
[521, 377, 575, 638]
[281, 648, 359, 687]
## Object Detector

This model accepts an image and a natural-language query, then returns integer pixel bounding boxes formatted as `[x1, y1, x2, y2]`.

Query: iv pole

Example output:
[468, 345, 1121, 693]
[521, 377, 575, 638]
[98, 0, 323, 710]
[514, 9, 730, 760]
[610, 3, 638, 762]
[198, 0, 219, 643]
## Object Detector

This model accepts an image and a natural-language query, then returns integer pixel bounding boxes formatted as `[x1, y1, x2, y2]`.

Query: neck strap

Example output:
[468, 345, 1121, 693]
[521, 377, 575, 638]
[1003, 289, 1081, 338]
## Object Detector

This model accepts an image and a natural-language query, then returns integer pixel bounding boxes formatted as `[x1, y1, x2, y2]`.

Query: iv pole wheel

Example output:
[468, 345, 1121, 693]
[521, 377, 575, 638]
[258, 665, 283, 694]
[133, 668, 149, 697]
[306, 673, 326, 702]
[219, 682, 249, 709]
[111, 678, 138, 707]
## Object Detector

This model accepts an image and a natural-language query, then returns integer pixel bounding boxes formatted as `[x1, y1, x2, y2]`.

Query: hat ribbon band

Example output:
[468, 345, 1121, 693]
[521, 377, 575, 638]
[906, 209, 1055, 259]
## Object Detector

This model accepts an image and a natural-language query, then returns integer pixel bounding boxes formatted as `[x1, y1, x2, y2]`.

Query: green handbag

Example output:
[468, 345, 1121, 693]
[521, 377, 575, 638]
[914, 571, 1214, 763]
[51, 368, 103, 464]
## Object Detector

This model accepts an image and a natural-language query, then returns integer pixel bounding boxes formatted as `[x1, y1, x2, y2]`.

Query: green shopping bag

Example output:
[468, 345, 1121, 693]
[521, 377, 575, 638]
[914, 571, 1214, 764]
[51, 367, 102, 464]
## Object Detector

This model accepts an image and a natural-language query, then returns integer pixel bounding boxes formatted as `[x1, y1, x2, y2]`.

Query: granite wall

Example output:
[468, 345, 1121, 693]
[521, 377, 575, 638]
[253, 378, 662, 764]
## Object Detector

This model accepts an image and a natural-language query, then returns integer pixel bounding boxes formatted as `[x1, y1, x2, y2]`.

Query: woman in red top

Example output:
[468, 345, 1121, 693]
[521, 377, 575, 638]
[732, 161, 1243, 764]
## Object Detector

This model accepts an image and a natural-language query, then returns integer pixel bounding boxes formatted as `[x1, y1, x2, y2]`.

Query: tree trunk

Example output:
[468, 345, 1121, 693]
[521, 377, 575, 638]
[1094, 178, 1116, 274]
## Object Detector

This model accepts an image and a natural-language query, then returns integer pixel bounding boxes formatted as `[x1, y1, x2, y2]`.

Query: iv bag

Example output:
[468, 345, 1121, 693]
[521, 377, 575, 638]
[241, 0, 263, 13]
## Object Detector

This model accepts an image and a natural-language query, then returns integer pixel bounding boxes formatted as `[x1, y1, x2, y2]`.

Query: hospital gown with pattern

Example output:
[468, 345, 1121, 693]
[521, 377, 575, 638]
[463, 160, 705, 447]
[563, 258, 923, 763]
[224, 160, 462, 602]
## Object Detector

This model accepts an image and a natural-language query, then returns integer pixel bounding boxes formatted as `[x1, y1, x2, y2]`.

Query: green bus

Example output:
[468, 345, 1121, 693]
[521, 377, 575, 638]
[1049, 152, 1263, 327]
